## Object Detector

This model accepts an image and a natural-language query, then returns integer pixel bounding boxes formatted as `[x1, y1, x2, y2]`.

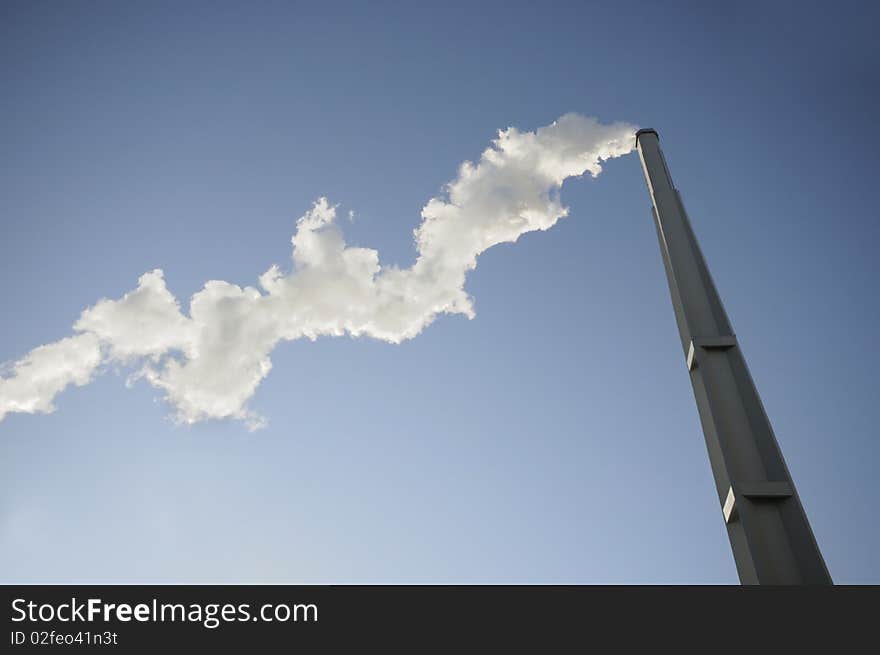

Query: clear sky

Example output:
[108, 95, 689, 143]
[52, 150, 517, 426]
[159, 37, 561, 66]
[1, 0, 877, 583]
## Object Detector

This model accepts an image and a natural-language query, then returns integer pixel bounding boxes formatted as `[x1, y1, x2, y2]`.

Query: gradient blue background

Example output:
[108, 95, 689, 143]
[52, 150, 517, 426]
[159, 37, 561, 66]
[1, 0, 877, 583]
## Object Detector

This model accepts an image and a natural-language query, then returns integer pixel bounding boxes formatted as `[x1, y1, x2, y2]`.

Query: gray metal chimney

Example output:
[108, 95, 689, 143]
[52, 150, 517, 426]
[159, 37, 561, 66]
[635, 128, 831, 584]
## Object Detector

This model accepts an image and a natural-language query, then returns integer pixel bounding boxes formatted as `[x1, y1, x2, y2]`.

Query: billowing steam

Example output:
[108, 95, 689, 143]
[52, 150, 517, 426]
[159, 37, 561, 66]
[0, 114, 636, 429]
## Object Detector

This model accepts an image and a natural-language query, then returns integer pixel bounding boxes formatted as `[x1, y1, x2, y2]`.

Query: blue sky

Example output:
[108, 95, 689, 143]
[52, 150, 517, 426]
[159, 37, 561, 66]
[1, 0, 877, 582]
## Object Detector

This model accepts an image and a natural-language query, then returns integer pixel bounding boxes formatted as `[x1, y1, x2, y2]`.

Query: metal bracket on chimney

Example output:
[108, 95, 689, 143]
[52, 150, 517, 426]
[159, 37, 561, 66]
[686, 335, 737, 371]
[722, 481, 794, 524]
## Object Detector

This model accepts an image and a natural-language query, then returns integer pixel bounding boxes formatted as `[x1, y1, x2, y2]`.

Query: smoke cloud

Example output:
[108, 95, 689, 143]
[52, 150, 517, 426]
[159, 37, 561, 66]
[0, 114, 637, 429]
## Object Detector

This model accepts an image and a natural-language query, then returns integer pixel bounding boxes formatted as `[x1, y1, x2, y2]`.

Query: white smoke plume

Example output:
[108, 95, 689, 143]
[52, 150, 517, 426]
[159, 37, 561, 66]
[0, 114, 637, 429]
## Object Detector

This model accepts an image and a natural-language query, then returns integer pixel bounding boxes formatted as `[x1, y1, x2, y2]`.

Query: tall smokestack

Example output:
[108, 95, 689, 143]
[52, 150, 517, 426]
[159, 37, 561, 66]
[635, 128, 832, 585]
